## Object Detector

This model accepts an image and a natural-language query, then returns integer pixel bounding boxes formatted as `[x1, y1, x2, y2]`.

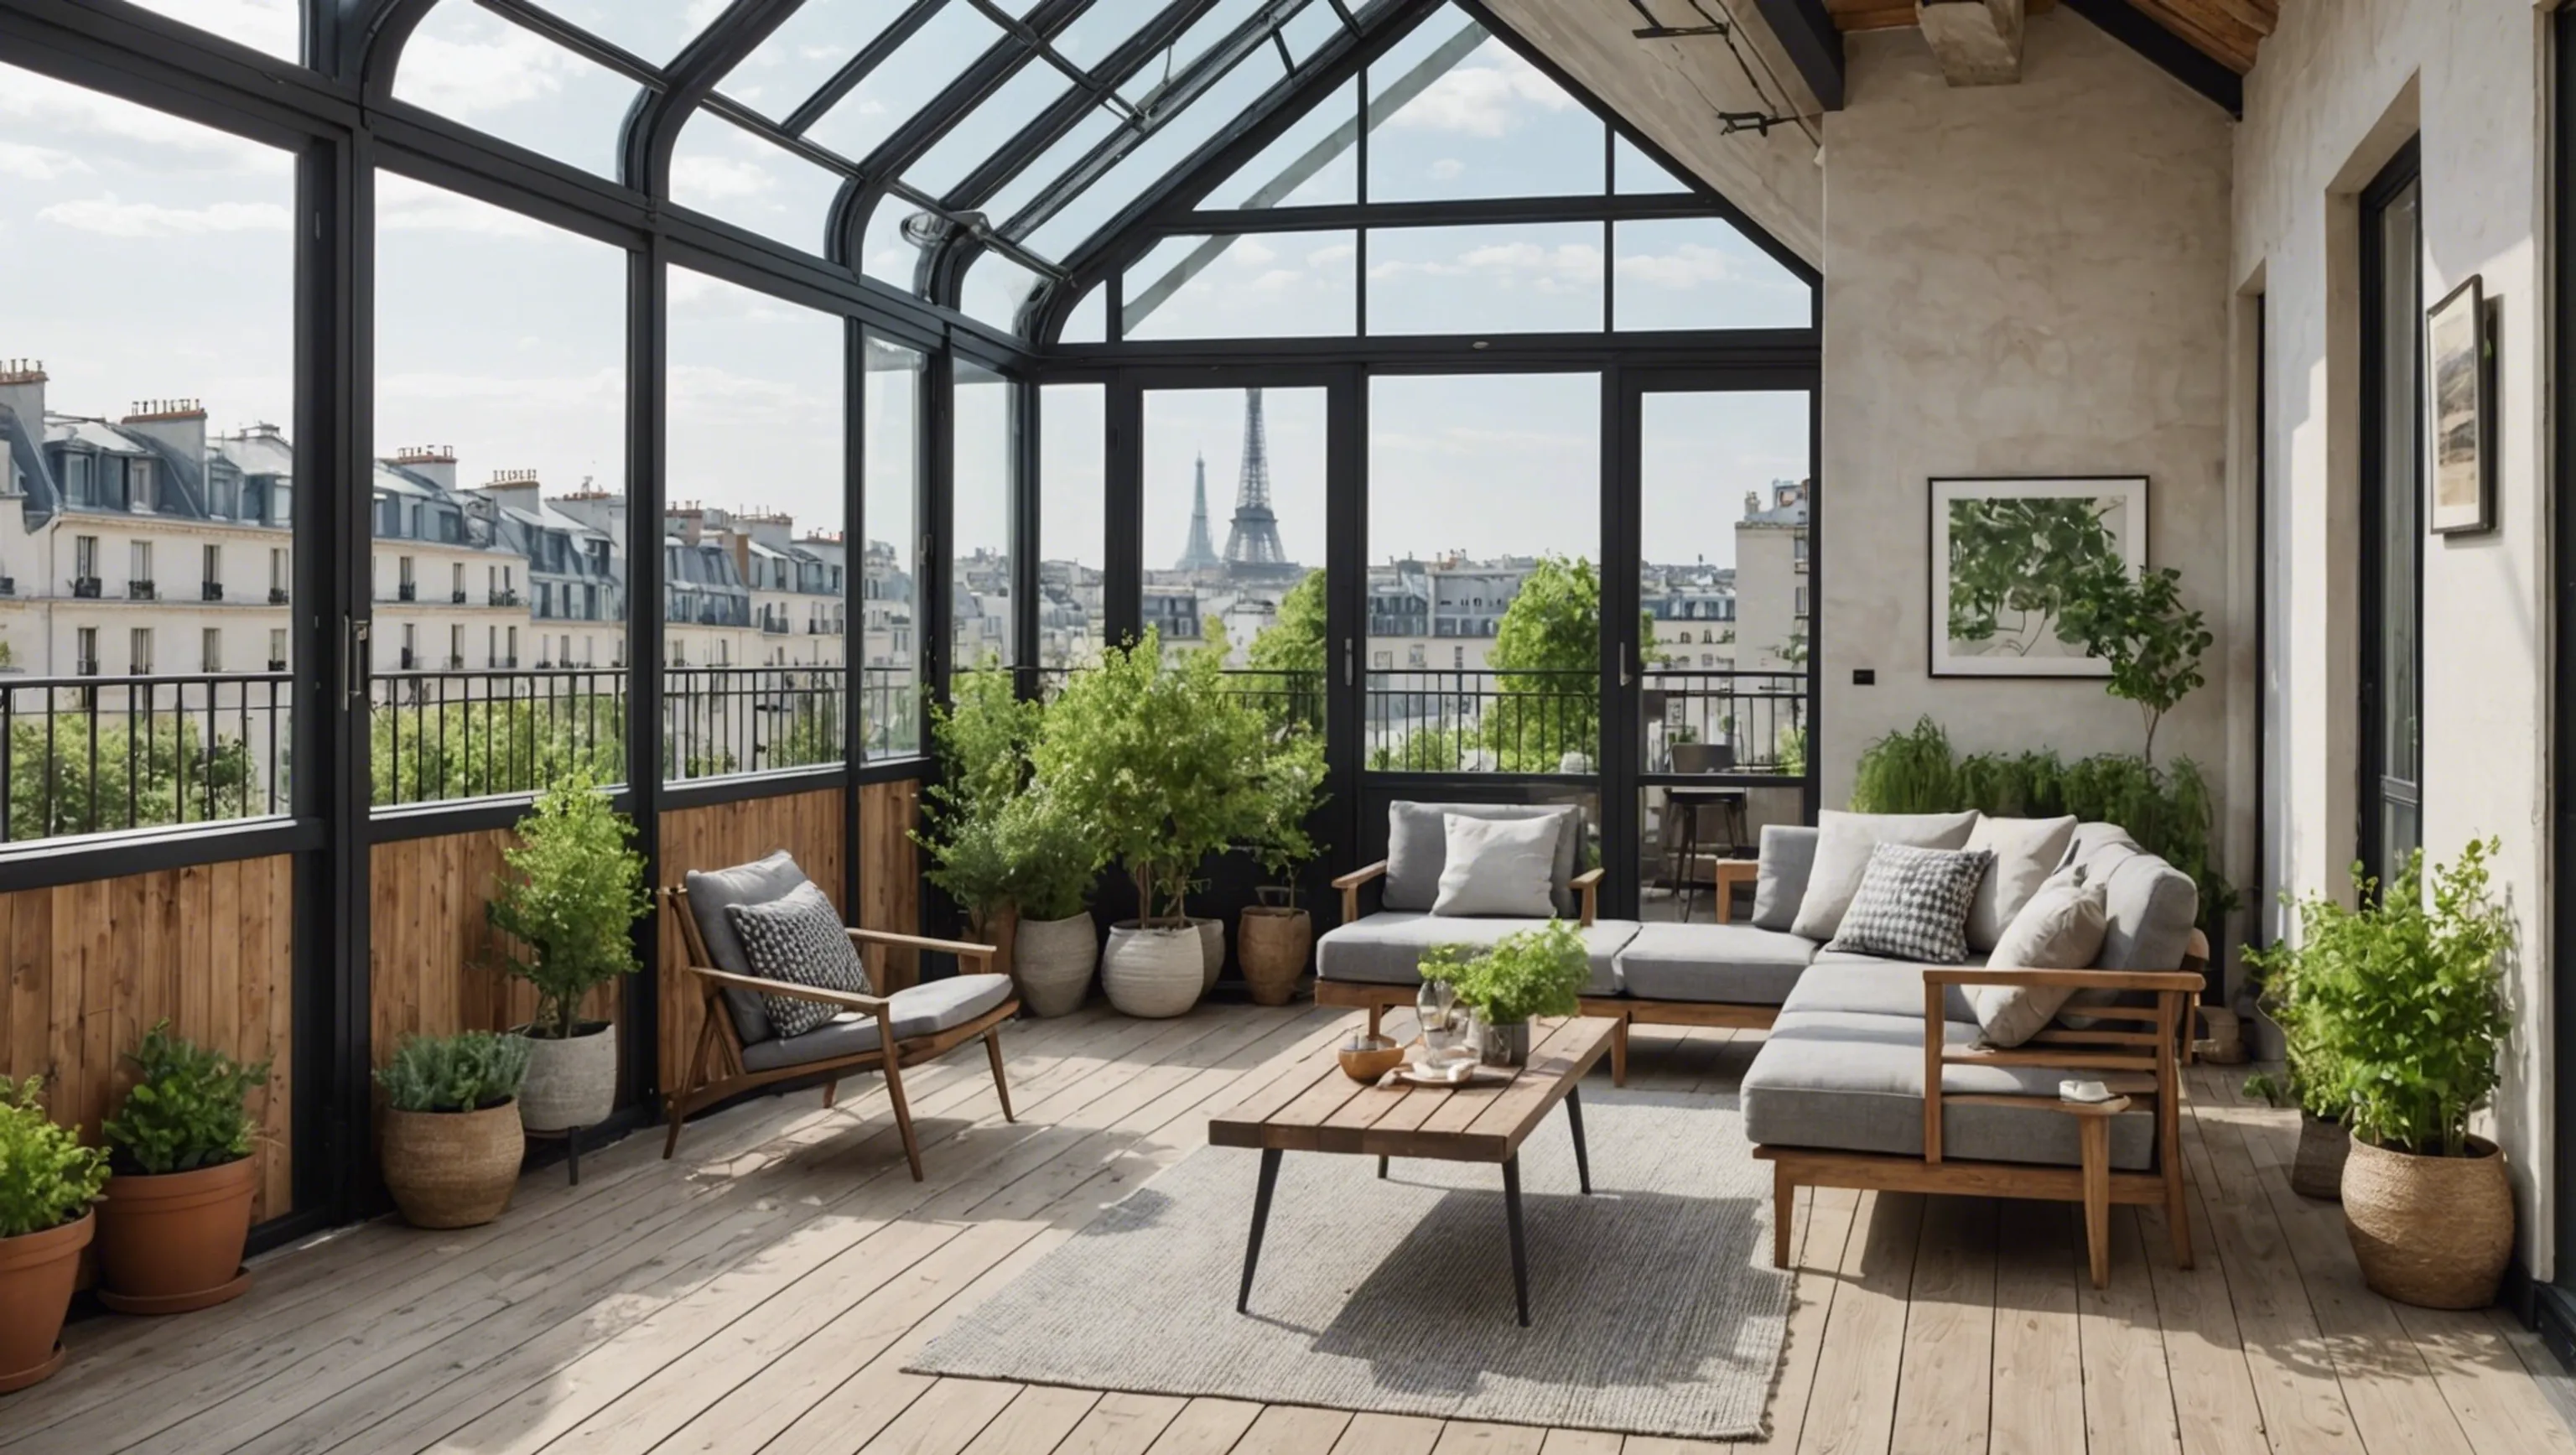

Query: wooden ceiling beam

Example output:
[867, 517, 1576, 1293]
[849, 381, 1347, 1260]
[1752, 0, 1849, 111]
[2055, 0, 2241, 112]
[2132, 0, 2256, 71]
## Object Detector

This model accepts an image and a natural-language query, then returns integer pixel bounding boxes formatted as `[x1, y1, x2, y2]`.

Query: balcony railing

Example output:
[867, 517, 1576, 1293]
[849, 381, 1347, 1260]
[450, 589, 468, 604]
[664, 666, 849, 782]
[128, 579, 155, 601]
[269, 587, 289, 605]
[371, 666, 623, 807]
[0, 669, 292, 842]
[72, 577, 100, 599]
[490, 589, 520, 607]
[397, 582, 417, 602]
[1641, 668, 1808, 778]
[201, 581, 222, 602]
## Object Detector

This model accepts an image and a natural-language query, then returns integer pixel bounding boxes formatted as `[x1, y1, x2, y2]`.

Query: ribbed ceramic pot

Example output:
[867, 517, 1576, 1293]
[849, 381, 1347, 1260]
[2341, 1134, 2513, 1309]
[1193, 917, 1225, 992]
[516, 1021, 616, 1132]
[1102, 925, 1204, 1018]
[96, 1155, 257, 1313]
[1013, 913, 1098, 1018]
[0, 1211, 91, 1394]
[2290, 1113, 2348, 1201]
[1237, 907, 1311, 1007]
[381, 1101, 524, 1229]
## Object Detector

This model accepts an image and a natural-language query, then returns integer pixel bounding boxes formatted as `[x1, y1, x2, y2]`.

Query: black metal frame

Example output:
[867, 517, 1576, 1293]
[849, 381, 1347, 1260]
[2548, 2, 2576, 1369]
[2355, 138, 2423, 894]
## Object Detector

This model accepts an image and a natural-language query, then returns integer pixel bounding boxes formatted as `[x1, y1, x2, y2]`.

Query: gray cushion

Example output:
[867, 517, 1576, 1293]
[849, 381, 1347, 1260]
[1821, 844, 1992, 964]
[1750, 825, 1818, 932]
[1789, 810, 1981, 943]
[1782, 961, 1980, 1022]
[2082, 835, 2200, 971]
[728, 881, 872, 1040]
[1742, 1009, 2155, 1171]
[1432, 813, 1560, 917]
[1316, 912, 1636, 995]
[740, 973, 1015, 1073]
[1384, 803, 1580, 917]
[1613, 922, 1817, 1005]
[1963, 815, 2078, 952]
[1970, 870, 2111, 1047]
[684, 850, 816, 1045]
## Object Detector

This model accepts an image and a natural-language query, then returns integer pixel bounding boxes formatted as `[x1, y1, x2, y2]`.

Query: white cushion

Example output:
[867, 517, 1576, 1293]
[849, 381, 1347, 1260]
[1963, 815, 2079, 952]
[1431, 813, 1560, 917]
[1969, 870, 2111, 1047]
[1789, 809, 1981, 943]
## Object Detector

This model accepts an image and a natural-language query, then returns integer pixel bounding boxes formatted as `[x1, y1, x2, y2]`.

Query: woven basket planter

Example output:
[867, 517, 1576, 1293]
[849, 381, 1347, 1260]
[1013, 913, 1098, 1018]
[1103, 924, 1203, 1018]
[2341, 1134, 2513, 1308]
[381, 1101, 524, 1229]
[2290, 1114, 2348, 1201]
[1237, 907, 1311, 1006]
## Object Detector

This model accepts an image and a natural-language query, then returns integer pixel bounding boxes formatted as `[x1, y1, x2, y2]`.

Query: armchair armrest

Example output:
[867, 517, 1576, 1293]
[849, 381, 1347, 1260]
[684, 963, 892, 1019]
[845, 928, 996, 995]
[1335, 860, 1388, 923]
[1916, 964, 2199, 1165]
[1921, 967, 2205, 994]
[1570, 867, 1605, 928]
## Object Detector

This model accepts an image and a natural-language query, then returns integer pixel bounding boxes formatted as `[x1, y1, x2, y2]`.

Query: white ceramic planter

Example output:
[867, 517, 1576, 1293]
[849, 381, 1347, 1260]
[1102, 925, 1204, 1018]
[1013, 913, 1098, 1018]
[516, 1021, 616, 1131]
[1192, 917, 1224, 991]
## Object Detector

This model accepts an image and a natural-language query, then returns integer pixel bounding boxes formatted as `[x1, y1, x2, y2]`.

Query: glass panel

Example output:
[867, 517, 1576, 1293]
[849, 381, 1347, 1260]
[394, 0, 641, 180]
[1121, 0, 1266, 108]
[904, 56, 1074, 199]
[1366, 222, 1604, 335]
[1278, 0, 1343, 65]
[953, 363, 1016, 672]
[804, 2, 1006, 164]
[1123, 231, 1357, 340]
[961, 253, 1042, 333]
[719, 0, 910, 122]
[665, 269, 845, 782]
[375, 174, 629, 805]
[1613, 218, 1811, 331]
[1023, 46, 1277, 261]
[1058, 283, 1108, 344]
[1051, 0, 1166, 74]
[670, 112, 845, 253]
[543, 1, 708, 68]
[1142, 387, 1326, 736]
[1195, 77, 1358, 210]
[2371, 174, 2423, 884]
[0, 63, 299, 840]
[126, 0, 299, 61]
[1366, 13, 1604, 202]
[1635, 391, 1810, 921]
[1613, 133, 1692, 195]
[1038, 382, 1107, 673]
[861, 333, 927, 757]
[1365, 374, 1600, 772]
[980, 101, 1119, 228]
[859, 194, 922, 288]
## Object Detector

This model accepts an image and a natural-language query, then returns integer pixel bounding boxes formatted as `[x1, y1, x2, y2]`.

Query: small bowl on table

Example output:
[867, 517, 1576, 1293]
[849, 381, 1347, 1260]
[1337, 1033, 1408, 1083]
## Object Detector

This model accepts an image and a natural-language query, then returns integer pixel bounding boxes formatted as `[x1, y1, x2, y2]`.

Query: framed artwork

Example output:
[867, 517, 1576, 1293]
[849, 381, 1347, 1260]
[1929, 475, 2148, 678]
[2426, 273, 2494, 534]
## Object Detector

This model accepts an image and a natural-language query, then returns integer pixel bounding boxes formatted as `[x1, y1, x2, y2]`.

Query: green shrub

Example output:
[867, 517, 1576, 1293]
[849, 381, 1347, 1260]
[486, 768, 650, 1041]
[1244, 725, 1327, 911]
[1422, 920, 1590, 1025]
[377, 1031, 530, 1114]
[101, 1021, 270, 1175]
[1005, 789, 1096, 922]
[0, 1077, 108, 1237]
[917, 666, 1042, 937]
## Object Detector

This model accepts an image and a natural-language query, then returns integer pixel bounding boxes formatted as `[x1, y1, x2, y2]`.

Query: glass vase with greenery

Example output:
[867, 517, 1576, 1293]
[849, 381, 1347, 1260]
[101, 1021, 269, 1175]
[1422, 920, 1591, 1031]
[0, 1078, 107, 1238]
[485, 767, 650, 1042]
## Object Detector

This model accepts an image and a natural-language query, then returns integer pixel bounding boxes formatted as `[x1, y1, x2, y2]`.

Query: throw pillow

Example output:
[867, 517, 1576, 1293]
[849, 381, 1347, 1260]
[725, 881, 871, 1040]
[1750, 824, 1818, 933]
[1962, 814, 2079, 952]
[1789, 809, 1981, 943]
[1384, 803, 1576, 914]
[1969, 868, 2111, 1047]
[1821, 843, 1993, 965]
[1431, 813, 1561, 917]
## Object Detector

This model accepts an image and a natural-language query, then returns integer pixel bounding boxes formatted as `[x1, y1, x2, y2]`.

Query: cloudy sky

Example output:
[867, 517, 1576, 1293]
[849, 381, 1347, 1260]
[2, 0, 1810, 578]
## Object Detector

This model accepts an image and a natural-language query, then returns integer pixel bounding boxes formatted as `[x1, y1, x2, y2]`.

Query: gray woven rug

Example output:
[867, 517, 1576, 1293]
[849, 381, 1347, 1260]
[910, 1090, 1792, 1438]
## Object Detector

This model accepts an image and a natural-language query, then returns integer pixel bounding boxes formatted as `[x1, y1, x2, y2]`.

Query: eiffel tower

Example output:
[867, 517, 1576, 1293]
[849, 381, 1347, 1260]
[1175, 453, 1223, 571]
[1222, 387, 1290, 570]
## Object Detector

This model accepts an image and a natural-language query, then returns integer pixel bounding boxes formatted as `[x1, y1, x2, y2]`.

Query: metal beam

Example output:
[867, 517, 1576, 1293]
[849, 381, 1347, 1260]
[1749, 0, 1844, 111]
[2057, 0, 2241, 116]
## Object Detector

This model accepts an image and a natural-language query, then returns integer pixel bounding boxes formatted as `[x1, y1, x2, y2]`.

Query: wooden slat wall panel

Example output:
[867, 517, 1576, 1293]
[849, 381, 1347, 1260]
[0, 857, 296, 1222]
[859, 778, 922, 992]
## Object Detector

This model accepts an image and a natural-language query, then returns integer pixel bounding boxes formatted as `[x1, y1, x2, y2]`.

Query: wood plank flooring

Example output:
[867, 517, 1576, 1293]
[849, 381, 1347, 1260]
[3, 1008, 2571, 1455]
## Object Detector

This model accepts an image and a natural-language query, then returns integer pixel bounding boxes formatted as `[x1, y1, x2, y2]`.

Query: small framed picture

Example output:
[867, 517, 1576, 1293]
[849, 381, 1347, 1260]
[1929, 476, 2148, 678]
[2427, 274, 2494, 535]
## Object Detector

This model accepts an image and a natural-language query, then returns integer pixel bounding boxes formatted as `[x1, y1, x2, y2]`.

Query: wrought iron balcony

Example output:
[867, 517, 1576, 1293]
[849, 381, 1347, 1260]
[127, 579, 155, 601]
[73, 577, 101, 599]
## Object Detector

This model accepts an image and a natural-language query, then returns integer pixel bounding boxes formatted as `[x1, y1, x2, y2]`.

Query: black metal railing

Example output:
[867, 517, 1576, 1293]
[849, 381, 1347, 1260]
[1641, 668, 1808, 778]
[267, 586, 288, 605]
[397, 582, 417, 601]
[371, 666, 625, 807]
[200, 581, 222, 601]
[0, 670, 292, 843]
[860, 666, 918, 757]
[450, 589, 468, 604]
[663, 665, 848, 781]
[72, 577, 100, 599]
[1363, 668, 1598, 773]
[490, 588, 519, 606]
[127, 579, 154, 601]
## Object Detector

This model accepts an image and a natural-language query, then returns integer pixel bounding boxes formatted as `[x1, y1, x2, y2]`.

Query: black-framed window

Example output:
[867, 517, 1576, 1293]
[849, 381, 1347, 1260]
[860, 330, 928, 759]
[2358, 141, 2423, 889]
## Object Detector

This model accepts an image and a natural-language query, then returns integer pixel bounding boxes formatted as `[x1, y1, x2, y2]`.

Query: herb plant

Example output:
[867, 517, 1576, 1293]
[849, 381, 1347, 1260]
[101, 1021, 270, 1175]
[1422, 920, 1591, 1026]
[0, 1078, 108, 1237]
[377, 1031, 531, 1114]
[486, 768, 650, 1041]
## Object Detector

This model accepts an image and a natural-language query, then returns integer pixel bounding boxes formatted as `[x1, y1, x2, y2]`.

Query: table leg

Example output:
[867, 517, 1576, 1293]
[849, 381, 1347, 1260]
[1377, 1155, 1388, 1179]
[1566, 1086, 1592, 1195]
[1239, 1148, 1283, 1313]
[1678, 805, 1701, 924]
[1502, 1154, 1530, 1327]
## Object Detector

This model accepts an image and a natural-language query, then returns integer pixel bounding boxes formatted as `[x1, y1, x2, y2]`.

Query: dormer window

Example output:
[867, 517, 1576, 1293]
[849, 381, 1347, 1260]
[128, 458, 153, 512]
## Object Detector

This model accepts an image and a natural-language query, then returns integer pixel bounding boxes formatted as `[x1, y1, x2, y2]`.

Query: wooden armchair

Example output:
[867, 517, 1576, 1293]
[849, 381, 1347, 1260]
[662, 885, 1021, 1181]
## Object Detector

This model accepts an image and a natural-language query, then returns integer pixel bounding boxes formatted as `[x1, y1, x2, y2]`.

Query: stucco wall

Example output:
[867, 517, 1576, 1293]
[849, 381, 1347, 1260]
[2235, 2, 2555, 1271]
[1815, 17, 2236, 813]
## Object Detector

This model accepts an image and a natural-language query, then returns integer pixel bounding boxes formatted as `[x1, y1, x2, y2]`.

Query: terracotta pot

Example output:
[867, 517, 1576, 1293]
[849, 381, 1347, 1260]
[96, 1156, 257, 1314]
[1013, 912, 1098, 1018]
[381, 1101, 524, 1229]
[517, 1021, 617, 1132]
[1102, 924, 1203, 1018]
[2342, 1134, 2514, 1308]
[1238, 907, 1311, 1006]
[2290, 1113, 2348, 1201]
[0, 1211, 92, 1394]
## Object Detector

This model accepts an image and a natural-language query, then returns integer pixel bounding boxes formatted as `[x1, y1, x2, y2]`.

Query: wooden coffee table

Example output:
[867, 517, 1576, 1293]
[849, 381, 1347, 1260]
[1208, 1016, 1618, 1327]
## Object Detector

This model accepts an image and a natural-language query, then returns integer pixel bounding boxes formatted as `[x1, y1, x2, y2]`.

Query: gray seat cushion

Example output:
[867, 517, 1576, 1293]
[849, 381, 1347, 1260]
[1613, 922, 1817, 1006]
[1384, 802, 1582, 917]
[740, 973, 1015, 1073]
[1742, 1009, 2155, 1171]
[1750, 824, 1818, 932]
[1315, 912, 1638, 995]
[684, 850, 816, 1046]
[1781, 961, 1979, 1022]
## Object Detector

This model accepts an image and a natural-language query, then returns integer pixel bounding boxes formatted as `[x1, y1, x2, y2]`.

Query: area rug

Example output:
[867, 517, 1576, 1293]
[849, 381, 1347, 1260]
[909, 1090, 1792, 1438]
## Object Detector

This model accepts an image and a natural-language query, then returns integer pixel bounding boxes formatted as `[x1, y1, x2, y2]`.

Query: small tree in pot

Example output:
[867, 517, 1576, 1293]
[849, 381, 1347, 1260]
[1006, 788, 1100, 1017]
[96, 1022, 270, 1313]
[1239, 726, 1326, 1007]
[917, 665, 1041, 978]
[486, 767, 650, 1132]
[1421, 920, 1591, 1068]
[377, 1031, 530, 1229]
[2243, 928, 2350, 1200]
[0, 1078, 108, 1392]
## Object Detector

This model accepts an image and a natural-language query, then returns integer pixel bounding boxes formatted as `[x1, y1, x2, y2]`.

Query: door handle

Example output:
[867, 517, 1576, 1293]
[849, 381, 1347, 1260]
[343, 616, 370, 710]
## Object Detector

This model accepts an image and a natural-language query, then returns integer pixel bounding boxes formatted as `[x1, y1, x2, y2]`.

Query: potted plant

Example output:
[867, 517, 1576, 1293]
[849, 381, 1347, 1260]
[1238, 728, 1326, 1007]
[1007, 789, 1099, 1017]
[917, 666, 1040, 980]
[377, 1031, 531, 1229]
[1421, 920, 1591, 1068]
[0, 1077, 107, 1392]
[95, 1021, 270, 1313]
[2290, 840, 2516, 1307]
[2241, 932, 2348, 1200]
[486, 767, 649, 1133]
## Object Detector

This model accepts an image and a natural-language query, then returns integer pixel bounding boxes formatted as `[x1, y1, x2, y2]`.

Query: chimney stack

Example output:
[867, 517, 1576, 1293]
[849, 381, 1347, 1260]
[476, 466, 541, 512]
[122, 398, 208, 468]
[392, 444, 458, 491]
[0, 360, 45, 431]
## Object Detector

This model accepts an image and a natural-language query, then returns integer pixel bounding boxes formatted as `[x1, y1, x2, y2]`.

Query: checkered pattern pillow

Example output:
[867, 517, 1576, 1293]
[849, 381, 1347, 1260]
[725, 882, 870, 1039]
[1822, 843, 1994, 964]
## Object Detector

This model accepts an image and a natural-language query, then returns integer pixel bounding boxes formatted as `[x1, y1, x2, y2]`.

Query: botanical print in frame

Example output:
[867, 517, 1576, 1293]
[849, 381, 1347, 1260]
[1929, 476, 2149, 678]
[2427, 274, 2493, 534]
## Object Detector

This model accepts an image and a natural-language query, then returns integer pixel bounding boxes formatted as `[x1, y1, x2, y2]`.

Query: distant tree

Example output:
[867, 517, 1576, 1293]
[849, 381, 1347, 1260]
[1241, 570, 1327, 733]
[1477, 555, 1655, 771]
[9, 715, 257, 839]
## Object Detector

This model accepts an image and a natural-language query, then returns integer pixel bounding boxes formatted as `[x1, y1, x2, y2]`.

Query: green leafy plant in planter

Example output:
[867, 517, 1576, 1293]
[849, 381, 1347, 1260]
[1001, 786, 1104, 1017]
[916, 664, 1041, 944]
[2239, 931, 2350, 1200]
[1238, 726, 1327, 1006]
[1421, 920, 1591, 1067]
[0, 1077, 109, 1392]
[376, 1031, 531, 1230]
[379, 1031, 531, 1113]
[102, 1021, 268, 1176]
[486, 767, 650, 1132]
[92, 1022, 273, 1312]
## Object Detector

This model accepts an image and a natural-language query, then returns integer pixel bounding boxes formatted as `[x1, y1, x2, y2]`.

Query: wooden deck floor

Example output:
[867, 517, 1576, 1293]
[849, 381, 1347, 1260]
[5, 1003, 2574, 1455]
